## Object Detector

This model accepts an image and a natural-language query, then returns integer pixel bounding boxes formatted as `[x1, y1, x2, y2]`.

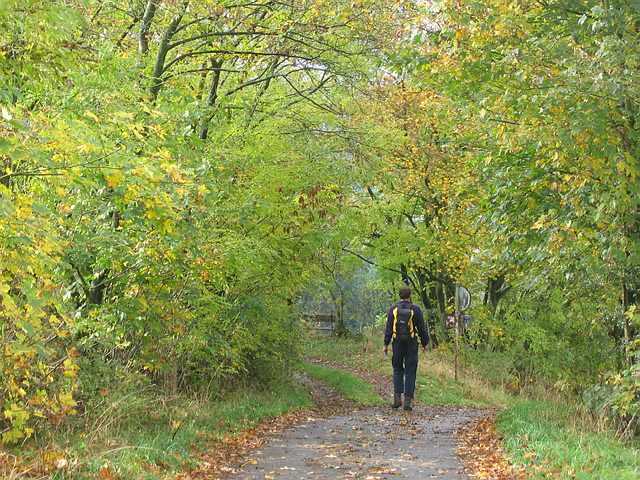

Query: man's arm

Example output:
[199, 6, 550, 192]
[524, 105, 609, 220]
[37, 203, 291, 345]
[414, 307, 429, 348]
[383, 307, 394, 350]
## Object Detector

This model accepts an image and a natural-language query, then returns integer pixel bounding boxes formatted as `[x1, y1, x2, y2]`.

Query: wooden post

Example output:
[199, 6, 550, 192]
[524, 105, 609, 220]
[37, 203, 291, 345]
[623, 284, 632, 367]
[454, 283, 460, 382]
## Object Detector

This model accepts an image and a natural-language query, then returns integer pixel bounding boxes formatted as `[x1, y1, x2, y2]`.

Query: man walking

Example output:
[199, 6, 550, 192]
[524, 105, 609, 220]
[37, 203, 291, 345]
[383, 285, 429, 411]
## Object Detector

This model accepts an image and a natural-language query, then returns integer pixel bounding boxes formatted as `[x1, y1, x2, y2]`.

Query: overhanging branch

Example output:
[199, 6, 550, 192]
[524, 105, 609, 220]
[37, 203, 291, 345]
[341, 247, 403, 275]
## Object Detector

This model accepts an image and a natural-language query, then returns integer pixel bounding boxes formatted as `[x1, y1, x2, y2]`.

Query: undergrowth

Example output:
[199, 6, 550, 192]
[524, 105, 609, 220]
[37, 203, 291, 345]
[499, 400, 639, 479]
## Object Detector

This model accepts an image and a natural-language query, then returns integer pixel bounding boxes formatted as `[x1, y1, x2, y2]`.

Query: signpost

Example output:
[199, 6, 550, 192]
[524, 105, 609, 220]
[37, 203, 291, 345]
[454, 284, 471, 382]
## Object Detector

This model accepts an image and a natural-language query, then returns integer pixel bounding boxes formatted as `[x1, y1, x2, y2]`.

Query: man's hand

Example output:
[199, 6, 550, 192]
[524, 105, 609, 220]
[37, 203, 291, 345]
[383, 345, 388, 356]
[421, 345, 427, 353]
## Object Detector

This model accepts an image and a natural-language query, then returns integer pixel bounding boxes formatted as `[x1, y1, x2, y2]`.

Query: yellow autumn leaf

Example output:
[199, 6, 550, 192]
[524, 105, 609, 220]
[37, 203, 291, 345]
[84, 111, 100, 122]
[58, 393, 77, 411]
[104, 171, 125, 187]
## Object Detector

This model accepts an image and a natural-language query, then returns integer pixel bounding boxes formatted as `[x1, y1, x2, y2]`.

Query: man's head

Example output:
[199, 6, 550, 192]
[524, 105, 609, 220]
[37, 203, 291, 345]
[399, 285, 411, 300]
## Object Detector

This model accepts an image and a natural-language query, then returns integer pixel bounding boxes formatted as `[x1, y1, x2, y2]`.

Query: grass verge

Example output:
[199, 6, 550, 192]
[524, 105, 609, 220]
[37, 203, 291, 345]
[499, 399, 639, 480]
[11, 383, 313, 479]
[301, 362, 384, 405]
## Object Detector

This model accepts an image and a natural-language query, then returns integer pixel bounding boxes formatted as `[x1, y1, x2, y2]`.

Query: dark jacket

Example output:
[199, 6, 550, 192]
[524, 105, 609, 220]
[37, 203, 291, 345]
[384, 300, 429, 347]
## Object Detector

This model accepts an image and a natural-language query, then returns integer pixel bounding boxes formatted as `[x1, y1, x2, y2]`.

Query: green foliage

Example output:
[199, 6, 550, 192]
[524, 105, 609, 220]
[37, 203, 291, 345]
[582, 363, 640, 436]
[414, 375, 483, 407]
[302, 362, 384, 405]
[337, 0, 640, 433]
[607, 364, 640, 423]
[466, 288, 615, 393]
[0, 0, 88, 446]
[0, 0, 411, 445]
[2, 0, 640, 463]
[0, 199, 78, 443]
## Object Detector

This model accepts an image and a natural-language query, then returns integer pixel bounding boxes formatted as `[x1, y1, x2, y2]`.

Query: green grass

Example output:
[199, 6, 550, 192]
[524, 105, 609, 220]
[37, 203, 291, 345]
[19, 383, 313, 479]
[306, 334, 378, 369]
[306, 335, 493, 407]
[499, 399, 640, 480]
[414, 374, 484, 406]
[301, 362, 385, 405]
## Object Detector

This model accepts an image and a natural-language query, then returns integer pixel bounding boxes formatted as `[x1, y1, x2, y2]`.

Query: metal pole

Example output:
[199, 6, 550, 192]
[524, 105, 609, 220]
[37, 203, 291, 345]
[454, 283, 460, 382]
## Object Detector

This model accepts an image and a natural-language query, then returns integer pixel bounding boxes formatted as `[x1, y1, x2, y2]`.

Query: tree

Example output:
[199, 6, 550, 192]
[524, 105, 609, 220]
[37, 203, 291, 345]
[0, 0, 417, 443]
[387, 0, 640, 396]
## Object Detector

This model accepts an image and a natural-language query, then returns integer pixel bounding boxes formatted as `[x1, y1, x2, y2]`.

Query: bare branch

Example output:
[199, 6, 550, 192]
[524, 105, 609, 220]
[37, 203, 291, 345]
[168, 30, 275, 50]
[342, 247, 404, 275]
[163, 49, 315, 73]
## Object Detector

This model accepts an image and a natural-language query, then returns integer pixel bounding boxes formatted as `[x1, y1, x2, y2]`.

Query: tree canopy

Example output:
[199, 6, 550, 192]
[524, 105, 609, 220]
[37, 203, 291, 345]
[1, 0, 639, 444]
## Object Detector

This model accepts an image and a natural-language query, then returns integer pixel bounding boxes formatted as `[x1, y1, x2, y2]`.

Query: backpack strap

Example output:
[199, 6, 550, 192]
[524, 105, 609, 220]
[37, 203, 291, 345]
[408, 308, 415, 338]
[392, 306, 399, 338]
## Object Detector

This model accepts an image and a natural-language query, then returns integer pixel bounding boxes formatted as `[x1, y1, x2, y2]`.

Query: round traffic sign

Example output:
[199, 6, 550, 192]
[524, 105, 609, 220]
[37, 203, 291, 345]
[456, 285, 471, 311]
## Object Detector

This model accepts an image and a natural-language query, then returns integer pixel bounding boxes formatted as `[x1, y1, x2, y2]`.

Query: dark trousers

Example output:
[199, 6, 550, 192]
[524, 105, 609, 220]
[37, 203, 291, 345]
[391, 339, 419, 397]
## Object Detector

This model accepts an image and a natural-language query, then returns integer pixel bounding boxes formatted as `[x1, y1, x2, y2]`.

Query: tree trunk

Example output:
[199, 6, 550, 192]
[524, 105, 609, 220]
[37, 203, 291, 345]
[149, 1, 189, 102]
[415, 271, 439, 347]
[1, 156, 11, 189]
[483, 274, 510, 313]
[199, 59, 223, 140]
[623, 283, 638, 367]
[139, 0, 159, 54]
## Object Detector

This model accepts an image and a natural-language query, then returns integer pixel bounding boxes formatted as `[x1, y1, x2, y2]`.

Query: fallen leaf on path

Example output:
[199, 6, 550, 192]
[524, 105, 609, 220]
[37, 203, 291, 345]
[456, 414, 527, 479]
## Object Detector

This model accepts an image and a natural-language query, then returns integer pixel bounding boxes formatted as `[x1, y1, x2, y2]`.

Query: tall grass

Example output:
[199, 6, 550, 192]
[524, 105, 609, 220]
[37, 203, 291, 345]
[499, 400, 640, 479]
[12, 382, 313, 479]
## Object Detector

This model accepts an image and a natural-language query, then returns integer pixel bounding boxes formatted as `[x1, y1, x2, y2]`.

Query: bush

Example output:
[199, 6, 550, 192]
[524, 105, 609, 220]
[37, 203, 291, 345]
[469, 288, 614, 394]
[1, 208, 78, 445]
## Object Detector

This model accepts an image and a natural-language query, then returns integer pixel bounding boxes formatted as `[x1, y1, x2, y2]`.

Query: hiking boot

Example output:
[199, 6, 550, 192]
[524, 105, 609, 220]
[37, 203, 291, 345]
[403, 395, 413, 411]
[392, 393, 402, 408]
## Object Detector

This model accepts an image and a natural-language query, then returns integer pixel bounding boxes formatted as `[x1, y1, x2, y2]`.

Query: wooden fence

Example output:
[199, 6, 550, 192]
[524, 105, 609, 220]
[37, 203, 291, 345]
[306, 314, 335, 334]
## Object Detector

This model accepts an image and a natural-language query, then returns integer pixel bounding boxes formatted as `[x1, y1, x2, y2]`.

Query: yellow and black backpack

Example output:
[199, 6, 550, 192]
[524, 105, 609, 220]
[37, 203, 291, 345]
[393, 304, 415, 341]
